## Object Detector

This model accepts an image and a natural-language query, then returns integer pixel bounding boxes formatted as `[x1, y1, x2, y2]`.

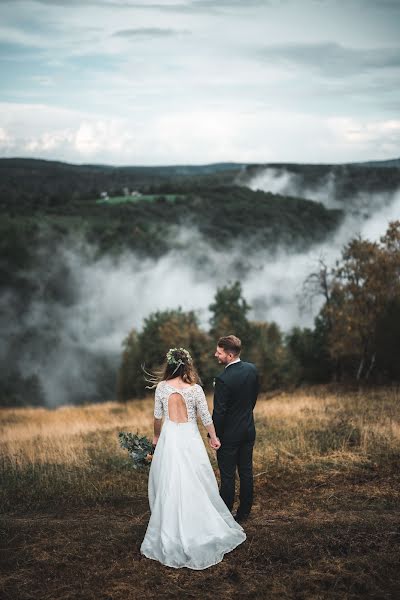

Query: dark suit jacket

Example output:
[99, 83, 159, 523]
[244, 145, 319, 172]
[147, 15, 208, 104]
[212, 360, 259, 444]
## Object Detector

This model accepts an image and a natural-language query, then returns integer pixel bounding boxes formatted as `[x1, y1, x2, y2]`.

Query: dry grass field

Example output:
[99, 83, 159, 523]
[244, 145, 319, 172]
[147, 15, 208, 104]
[1, 387, 400, 600]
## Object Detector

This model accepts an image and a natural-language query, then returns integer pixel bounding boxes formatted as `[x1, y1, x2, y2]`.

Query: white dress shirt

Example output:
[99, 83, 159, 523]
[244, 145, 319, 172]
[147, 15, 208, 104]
[225, 358, 241, 369]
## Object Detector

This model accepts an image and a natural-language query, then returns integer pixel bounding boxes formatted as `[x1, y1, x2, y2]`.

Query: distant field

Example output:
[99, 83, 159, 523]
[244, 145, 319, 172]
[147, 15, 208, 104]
[96, 193, 183, 205]
[1, 387, 399, 599]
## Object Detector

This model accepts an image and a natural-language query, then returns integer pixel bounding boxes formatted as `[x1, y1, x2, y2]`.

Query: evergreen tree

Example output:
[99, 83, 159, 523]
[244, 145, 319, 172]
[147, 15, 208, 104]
[209, 281, 252, 346]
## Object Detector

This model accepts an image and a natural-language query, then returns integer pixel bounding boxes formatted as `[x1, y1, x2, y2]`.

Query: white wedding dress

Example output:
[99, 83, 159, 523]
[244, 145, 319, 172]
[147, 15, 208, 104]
[140, 380, 246, 569]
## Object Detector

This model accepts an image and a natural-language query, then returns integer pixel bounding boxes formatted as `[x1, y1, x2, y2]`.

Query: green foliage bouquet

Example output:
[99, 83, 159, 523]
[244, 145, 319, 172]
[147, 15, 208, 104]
[118, 432, 154, 470]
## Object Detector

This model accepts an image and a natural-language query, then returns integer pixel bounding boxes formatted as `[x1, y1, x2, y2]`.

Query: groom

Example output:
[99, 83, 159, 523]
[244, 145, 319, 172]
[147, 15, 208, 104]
[209, 335, 259, 523]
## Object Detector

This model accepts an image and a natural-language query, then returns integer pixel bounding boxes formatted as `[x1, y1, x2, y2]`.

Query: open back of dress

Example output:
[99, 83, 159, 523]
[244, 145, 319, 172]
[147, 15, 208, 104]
[167, 392, 188, 423]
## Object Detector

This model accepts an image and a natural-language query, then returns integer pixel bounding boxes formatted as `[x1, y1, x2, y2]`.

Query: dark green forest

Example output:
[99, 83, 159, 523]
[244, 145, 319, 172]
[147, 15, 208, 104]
[1, 157, 400, 407]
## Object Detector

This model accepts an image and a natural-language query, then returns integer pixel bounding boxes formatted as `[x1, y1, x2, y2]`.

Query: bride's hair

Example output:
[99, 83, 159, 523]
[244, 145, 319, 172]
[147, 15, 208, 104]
[143, 347, 201, 389]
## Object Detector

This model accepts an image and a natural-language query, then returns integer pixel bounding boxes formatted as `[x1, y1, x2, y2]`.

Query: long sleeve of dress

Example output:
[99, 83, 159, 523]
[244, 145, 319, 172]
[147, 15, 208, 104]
[196, 386, 213, 426]
[154, 383, 163, 419]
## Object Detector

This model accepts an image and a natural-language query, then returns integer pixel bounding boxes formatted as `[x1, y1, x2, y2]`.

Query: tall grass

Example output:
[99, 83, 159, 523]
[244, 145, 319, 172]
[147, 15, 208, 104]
[253, 388, 400, 472]
[1, 387, 399, 512]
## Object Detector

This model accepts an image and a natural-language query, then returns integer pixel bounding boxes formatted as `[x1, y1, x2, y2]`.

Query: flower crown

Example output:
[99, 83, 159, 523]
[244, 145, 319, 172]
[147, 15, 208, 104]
[166, 347, 192, 366]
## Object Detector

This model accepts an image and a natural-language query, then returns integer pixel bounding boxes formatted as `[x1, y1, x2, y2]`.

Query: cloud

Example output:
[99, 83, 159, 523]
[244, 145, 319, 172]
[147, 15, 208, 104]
[18, 118, 137, 159]
[1, 0, 399, 164]
[1, 102, 400, 165]
[0, 126, 12, 147]
[2, 0, 192, 10]
[23, 0, 399, 16]
[0, 40, 46, 60]
[5, 0, 130, 6]
[167, 0, 271, 11]
[72, 0, 272, 12]
[30, 75, 55, 86]
[328, 117, 400, 158]
[112, 27, 189, 38]
[256, 42, 400, 77]
[361, 0, 400, 11]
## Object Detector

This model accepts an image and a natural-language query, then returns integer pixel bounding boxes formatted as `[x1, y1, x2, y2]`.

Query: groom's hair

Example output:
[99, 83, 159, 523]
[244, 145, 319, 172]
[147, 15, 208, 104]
[217, 335, 241, 355]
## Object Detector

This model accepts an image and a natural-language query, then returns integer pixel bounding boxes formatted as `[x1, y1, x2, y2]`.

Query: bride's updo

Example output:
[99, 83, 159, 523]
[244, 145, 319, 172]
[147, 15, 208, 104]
[162, 347, 200, 385]
[143, 347, 201, 388]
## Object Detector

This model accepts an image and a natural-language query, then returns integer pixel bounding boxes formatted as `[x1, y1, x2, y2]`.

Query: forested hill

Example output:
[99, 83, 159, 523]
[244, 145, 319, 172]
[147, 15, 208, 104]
[0, 158, 244, 206]
[1, 157, 347, 264]
[3, 155, 400, 271]
[1, 156, 399, 208]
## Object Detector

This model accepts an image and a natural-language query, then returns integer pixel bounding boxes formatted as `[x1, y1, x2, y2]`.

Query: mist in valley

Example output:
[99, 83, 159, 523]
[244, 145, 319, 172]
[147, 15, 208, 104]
[3, 168, 399, 407]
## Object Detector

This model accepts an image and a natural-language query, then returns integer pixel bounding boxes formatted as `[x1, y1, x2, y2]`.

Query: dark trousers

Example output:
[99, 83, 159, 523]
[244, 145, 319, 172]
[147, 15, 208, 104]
[216, 439, 254, 516]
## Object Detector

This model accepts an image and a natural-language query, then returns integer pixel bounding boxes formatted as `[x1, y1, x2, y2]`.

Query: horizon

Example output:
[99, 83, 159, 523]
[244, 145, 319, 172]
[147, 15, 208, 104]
[2, 155, 400, 169]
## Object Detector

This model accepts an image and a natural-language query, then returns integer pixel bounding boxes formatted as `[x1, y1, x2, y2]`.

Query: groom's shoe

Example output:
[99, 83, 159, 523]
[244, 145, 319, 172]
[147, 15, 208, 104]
[233, 512, 250, 524]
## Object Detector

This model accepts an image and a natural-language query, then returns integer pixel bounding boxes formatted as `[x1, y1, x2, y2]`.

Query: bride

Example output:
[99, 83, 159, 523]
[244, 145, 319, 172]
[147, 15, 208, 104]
[140, 347, 246, 569]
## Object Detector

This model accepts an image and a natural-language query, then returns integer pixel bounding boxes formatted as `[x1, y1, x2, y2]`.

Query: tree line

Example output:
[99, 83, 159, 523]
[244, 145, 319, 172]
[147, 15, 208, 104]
[2, 158, 399, 210]
[118, 221, 400, 399]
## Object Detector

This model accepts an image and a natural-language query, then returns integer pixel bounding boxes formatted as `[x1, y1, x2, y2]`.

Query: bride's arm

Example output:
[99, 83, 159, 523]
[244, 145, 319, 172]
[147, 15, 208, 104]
[153, 417, 162, 446]
[196, 386, 221, 449]
[153, 384, 163, 445]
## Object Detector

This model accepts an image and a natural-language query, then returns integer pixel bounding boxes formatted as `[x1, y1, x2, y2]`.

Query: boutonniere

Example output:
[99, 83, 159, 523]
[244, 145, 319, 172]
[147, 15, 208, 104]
[212, 378, 216, 387]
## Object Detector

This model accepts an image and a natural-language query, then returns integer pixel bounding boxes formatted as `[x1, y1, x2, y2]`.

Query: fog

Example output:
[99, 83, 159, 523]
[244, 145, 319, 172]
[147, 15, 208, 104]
[3, 169, 399, 406]
[244, 166, 400, 323]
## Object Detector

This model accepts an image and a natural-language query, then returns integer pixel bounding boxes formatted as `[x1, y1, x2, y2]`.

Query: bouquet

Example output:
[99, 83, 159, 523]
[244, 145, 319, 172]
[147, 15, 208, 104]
[118, 432, 154, 470]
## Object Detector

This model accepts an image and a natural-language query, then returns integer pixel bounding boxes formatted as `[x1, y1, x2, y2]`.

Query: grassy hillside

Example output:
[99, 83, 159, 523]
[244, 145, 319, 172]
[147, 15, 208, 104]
[1, 387, 399, 599]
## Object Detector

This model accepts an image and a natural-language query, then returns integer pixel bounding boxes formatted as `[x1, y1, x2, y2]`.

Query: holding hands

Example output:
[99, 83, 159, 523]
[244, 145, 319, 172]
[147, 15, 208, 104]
[205, 422, 221, 450]
[209, 436, 221, 450]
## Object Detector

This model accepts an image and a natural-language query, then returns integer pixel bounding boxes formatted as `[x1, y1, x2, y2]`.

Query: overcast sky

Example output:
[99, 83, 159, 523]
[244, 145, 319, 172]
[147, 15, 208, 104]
[0, 0, 399, 165]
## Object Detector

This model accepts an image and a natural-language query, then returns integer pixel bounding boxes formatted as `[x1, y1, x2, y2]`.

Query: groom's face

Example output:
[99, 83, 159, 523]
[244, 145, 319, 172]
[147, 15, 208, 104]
[214, 345, 232, 365]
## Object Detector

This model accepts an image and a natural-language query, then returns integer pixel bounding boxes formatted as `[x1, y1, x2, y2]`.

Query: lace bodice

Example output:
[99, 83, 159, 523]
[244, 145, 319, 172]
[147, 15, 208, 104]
[154, 381, 213, 426]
